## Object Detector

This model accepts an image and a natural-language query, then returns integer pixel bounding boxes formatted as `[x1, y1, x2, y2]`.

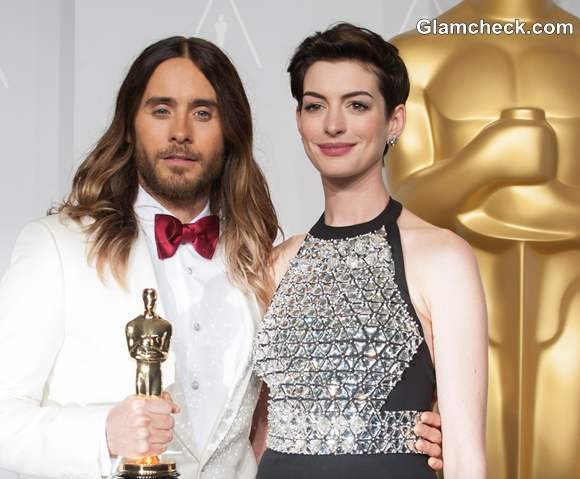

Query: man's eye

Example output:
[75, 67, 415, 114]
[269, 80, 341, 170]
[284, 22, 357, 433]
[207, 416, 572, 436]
[194, 110, 212, 120]
[152, 108, 170, 116]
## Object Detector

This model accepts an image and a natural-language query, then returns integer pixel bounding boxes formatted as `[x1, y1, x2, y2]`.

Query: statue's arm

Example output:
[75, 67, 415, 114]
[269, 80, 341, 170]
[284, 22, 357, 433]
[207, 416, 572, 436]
[160, 327, 172, 352]
[126, 325, 135, 351]
[387, 82, 501, 226]
[387, 45, 555, 227]
[126, 324, 144, 357]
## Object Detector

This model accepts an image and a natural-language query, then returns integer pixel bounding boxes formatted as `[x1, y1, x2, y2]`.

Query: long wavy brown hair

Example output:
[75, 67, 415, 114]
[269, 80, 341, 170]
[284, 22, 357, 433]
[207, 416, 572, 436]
[56, 37, 279, 306]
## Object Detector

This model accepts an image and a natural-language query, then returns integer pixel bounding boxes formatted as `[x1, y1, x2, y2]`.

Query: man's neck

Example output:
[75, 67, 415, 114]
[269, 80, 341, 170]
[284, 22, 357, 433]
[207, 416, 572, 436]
[468, 0, 555, 20]
[140, 184, 210, 223]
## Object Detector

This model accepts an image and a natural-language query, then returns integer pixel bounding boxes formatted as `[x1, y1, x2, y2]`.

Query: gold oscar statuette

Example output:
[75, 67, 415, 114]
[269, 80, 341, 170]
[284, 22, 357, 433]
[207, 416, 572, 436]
[117, 288, 179, 479]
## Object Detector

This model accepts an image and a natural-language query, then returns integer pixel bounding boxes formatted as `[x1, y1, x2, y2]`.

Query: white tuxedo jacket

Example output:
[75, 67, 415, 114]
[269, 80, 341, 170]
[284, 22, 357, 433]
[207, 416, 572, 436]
[0, 214, 260, 479]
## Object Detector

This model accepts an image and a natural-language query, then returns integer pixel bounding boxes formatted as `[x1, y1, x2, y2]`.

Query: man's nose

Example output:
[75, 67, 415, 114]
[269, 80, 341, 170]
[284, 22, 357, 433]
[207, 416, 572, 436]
[170, 113, 192, 144]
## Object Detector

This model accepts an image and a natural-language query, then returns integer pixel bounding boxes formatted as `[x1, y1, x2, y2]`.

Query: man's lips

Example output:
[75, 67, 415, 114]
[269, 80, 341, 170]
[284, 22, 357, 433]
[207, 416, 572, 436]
[162, 154, 197, 164]
[317, 142, 356, 157]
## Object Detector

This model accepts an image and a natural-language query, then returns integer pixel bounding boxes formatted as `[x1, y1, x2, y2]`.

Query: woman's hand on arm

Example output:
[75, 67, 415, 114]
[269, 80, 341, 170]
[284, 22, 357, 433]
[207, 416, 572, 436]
[415, 411, 443, 471]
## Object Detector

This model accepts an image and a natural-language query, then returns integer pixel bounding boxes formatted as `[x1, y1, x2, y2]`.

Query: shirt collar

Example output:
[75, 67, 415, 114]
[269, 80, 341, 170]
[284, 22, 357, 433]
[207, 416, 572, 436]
[134, 185, 212, 224]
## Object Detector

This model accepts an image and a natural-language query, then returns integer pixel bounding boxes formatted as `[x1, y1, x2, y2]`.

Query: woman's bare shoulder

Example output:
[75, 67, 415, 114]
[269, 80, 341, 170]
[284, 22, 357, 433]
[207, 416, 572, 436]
[271, 234, 307, 287]
[273, 234, 306, 262]
[398, 208, 476, 267]
[398, 208, 484, 325]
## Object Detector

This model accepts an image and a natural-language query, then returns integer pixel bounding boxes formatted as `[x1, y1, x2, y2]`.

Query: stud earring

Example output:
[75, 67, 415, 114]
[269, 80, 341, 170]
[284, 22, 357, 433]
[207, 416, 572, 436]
[387, 137, 398, 146]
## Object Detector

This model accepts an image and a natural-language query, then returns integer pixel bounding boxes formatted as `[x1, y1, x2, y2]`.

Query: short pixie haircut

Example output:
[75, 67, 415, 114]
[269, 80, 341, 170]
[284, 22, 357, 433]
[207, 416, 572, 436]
[287, 23, 410, 116]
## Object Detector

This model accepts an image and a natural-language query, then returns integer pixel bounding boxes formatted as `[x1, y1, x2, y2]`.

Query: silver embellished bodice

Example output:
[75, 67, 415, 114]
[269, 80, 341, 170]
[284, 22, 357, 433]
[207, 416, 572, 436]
[254, 226, 428, 456]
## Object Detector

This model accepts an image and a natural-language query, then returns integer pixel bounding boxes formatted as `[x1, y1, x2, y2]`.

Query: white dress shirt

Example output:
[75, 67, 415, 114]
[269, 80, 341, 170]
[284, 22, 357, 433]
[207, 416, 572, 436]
[134, 186, 249, 455]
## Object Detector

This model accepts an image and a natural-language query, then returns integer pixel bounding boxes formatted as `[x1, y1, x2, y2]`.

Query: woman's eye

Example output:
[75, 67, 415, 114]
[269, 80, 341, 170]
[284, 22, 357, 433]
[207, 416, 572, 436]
[303, 103, 323, 112]
[350, 101, 369, 111]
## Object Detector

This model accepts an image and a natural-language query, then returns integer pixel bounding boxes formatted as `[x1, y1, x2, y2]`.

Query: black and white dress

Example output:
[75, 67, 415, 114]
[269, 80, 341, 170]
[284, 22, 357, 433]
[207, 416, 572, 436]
[253, 199, 437, 479]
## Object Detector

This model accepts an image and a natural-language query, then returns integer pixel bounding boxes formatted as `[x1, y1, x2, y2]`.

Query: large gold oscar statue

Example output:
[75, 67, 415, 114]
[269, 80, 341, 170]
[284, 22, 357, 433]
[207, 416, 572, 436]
[387, 1, 580, 478]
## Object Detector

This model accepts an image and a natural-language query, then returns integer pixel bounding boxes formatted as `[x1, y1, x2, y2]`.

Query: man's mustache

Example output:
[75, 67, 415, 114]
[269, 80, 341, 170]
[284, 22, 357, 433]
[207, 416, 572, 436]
[157, 147, 202, 161]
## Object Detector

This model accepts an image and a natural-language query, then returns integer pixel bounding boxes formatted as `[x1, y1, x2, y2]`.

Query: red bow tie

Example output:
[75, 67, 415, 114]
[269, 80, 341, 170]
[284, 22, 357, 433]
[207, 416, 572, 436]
[154, 213, 220, 260]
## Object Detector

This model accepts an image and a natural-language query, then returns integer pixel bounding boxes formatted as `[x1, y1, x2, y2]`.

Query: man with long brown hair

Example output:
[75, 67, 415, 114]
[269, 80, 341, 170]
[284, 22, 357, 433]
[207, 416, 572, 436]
[0, 35, 443, 478]
[0, 36, 278, 478]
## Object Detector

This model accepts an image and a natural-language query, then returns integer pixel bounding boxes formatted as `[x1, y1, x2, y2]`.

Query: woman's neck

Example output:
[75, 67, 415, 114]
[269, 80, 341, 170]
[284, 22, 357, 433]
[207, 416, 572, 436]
[468, 0, 555, 20]
[321, 164, 390, 227]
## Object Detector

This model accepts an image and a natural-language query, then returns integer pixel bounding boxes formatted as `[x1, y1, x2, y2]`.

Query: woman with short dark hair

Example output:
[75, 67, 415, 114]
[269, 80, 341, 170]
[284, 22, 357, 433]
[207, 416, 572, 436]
[253, 23, 487, 479]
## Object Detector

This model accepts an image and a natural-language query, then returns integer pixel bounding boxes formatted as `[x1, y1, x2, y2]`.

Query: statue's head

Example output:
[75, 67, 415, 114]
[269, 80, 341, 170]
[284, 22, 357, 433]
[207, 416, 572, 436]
[143, 288, 157, 316]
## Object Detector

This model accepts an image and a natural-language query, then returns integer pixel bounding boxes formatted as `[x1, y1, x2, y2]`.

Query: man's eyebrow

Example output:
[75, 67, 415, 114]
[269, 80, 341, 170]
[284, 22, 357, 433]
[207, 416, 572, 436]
[302, 90, 375, 101]
[144, 96, 176, 107]
[190, 98, 218, 108]
[143, 96, 218, 108]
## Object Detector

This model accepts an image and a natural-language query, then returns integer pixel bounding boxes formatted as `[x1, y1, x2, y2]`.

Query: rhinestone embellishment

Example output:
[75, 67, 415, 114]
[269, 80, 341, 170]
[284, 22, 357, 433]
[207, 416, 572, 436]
[254, 227, 425, 455]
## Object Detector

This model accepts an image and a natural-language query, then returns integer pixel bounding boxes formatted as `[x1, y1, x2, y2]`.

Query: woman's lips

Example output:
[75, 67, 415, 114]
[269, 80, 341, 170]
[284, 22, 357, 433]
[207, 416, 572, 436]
[317, 142, 356, 157]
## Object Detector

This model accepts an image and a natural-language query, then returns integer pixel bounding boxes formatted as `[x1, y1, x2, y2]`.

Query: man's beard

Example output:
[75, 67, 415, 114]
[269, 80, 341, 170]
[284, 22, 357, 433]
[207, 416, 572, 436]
[136, 144, 224, 202]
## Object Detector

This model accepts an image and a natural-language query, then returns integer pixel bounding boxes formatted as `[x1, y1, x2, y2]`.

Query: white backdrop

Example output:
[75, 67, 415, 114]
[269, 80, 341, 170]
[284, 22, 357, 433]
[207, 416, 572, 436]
[0, 1, 579, 478]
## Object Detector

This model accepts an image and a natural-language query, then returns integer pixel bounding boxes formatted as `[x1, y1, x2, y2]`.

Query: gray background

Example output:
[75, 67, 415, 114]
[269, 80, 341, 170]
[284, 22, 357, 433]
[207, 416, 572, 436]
[0, 1, 578, 477]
